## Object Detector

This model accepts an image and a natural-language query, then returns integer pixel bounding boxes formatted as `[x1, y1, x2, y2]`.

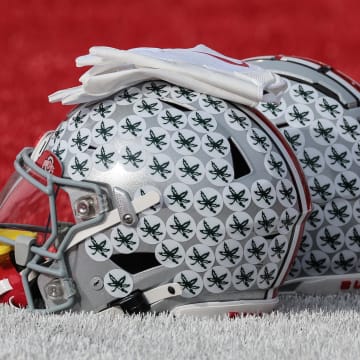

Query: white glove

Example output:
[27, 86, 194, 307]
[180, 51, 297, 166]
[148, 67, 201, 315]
[49, 44, 287, 107]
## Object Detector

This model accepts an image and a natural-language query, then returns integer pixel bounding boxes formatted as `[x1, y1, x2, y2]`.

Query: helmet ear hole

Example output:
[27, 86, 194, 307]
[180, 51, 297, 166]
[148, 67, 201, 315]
[161, 99, 195, 112]
[110, 253, 160, 274]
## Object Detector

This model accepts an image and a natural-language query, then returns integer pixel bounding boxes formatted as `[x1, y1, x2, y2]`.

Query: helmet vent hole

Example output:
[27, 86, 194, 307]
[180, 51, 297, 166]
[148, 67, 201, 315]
[161, 99, 195, 111]
[228, 137, 251, 179]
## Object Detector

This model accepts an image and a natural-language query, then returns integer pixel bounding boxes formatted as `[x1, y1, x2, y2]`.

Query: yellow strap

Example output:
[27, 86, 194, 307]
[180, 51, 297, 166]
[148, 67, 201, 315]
[0, 229, 37, 256]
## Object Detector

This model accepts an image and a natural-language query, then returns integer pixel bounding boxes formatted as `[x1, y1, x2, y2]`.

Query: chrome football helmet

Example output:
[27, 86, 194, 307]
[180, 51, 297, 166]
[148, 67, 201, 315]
[247, 55, 360, 294]
[0, 80, 310, 315]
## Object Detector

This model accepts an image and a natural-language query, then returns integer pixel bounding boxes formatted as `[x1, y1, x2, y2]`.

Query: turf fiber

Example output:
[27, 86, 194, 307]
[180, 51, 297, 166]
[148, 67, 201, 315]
[1, 295, 360, 360]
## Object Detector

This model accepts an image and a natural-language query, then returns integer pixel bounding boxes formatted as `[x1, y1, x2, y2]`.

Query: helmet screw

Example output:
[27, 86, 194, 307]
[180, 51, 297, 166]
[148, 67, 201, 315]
[45, 279, 64, 300]
[123, 214, 133, 225]
[77, 199, 90, 216]
[90, 276, 103, 291]
[168, 286, 175, 295]
[75, 196, 98, 220]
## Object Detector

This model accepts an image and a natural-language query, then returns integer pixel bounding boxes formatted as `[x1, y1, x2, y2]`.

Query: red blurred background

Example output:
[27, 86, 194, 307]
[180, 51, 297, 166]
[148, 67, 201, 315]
[1, 0, 359, 188]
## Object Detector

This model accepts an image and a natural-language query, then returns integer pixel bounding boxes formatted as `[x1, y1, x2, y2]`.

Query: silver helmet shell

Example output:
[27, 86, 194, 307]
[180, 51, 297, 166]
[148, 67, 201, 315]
[0, 81, 310, 315]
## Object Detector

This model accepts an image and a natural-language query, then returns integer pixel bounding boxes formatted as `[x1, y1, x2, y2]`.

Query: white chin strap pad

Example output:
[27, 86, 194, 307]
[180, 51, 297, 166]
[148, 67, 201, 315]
[144, 283, 182, 305]
[132, 191, 161, 214]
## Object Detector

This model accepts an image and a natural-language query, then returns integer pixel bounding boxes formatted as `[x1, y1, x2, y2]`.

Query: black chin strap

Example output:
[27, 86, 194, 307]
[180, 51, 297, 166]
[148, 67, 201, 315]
[114, 290, 151, 314]
[112, 283, 181, 314]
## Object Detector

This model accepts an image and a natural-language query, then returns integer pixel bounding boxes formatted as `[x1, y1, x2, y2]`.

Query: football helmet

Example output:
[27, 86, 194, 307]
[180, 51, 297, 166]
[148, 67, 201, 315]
[0, 79, 310, 315]
[247, 55, 360, 294]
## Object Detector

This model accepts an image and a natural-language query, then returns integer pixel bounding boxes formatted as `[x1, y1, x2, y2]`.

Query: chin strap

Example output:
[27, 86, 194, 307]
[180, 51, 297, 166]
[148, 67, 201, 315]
[114, 282, 182, 315]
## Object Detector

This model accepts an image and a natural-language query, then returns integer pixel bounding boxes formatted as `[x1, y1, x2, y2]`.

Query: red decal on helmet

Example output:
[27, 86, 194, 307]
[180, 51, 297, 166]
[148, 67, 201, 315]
[330, 68, 360, 92]
[228, 311, 240, 319]
[228, 311, 263, 318]
[340, 280, 360, 290]
[35, 150, 63, 177]
[295, 56, 360, 92]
